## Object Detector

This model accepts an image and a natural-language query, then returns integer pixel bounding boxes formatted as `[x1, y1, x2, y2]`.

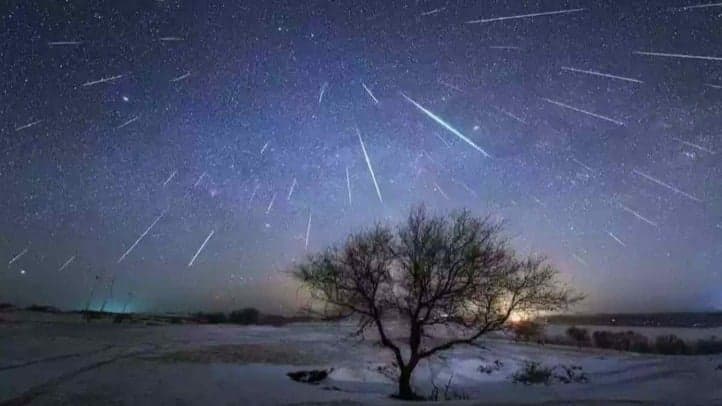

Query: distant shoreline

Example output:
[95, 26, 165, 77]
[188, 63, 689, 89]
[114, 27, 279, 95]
[546, 312, 722, 328]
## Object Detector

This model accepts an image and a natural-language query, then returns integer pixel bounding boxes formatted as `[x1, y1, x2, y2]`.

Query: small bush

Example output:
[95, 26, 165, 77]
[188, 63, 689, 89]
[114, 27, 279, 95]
[694, 337, 722, 355]
[592, 330, 649, 352]
[512, 361, 553, 385]
[554, 364, 589, 384]
[566, 326, 590, 346]
[196, 312, 227, 324]
[655, 334, 687, 355]
[509, 320, 544, 342]
[229, 308, 260, 325]
[26, 304, 61, 313]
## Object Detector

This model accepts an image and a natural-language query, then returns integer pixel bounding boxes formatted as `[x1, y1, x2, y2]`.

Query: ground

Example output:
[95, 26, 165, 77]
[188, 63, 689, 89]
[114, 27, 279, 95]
[1, 311, 721, 405]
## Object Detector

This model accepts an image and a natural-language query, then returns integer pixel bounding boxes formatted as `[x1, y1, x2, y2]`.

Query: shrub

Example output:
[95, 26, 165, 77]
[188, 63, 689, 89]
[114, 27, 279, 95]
[655, 335, 687, 355]
[196, 312, 227, 324]
[592, 330, 649, 352]
[694, 337, 722, 355]
[554, 364, 589, 384]
[229, 308, 260, 325]
[566, 326, 590, 346]
[509, 320, 544, 342]
[512, 361, 553, 385]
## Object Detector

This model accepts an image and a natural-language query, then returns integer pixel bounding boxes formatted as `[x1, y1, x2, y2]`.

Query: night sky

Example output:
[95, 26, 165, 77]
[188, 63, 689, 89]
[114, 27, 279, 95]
[1, 1, 721, 314]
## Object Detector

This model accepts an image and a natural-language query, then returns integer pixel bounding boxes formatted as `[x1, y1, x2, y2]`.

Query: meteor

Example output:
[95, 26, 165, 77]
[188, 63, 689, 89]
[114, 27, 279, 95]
[170, 72, 191, 82]
[356, 128, 384, 204]
[362, 82, 379, 104]
[58, 255, 76, 271]
[345, 167, 352, 207]
[620, 204, 658, 228]
[632, 168, 702, 202]
[116, 116, 139, 129]
[287, 178, 297, 201]
[48, 41, 83, 46]
[401, 92, 491, 157]
[15, 120, 42, 132]
[607, 232, 626, 247]
[305, 210, 312, 250]
[188, 230, 215, 267]
[81, 74, 124, 87]
[117, 211, 165, 263]
[542, 98, 624, 126]
[633, 51, 722, 62]
[163, 170, 177, 187]
[466, 8, 586, 24]
[8, 247, 29, 266]
[561, 66, 643, 84]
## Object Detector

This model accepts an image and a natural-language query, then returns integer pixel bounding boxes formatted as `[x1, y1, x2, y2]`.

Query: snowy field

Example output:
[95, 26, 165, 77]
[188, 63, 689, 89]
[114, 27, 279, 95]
[1, 311, 721, 405]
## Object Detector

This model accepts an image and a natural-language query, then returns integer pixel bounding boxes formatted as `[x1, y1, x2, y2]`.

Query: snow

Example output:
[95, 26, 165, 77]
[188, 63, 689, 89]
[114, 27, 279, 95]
[1, 311, 721, 404]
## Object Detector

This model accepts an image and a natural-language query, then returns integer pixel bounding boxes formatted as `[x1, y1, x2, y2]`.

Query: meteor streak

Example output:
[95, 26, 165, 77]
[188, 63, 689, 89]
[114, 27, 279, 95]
[345, 167, 352, 207]
[305, 210, 312, 250]
[287, 178, 297, 201]
[163, 170, 177, 187]
[15, 120, 42, 132]
[633, 51, 722, 62]
[542, 98, 624, 126]
[117, 211, 165, 263]
[620, 204, 658, 228]
[81, 74, 124, 87]
[362, 82, 379, 104]
[356, 128, 384, 204]
[58, 255, 76, 271]
[672, 137, 715, 154]
[48, 41, 83, 46]
[561, 66, 643, 84]
[607, 232, 626, 247]
[188, 230, 215, 267]
[401, 92, 491, 157]
[8, 247, 29, 266]
[632, 168, 702, 202]
[170, 72, 191, 82]
[466, 8, 586, 24]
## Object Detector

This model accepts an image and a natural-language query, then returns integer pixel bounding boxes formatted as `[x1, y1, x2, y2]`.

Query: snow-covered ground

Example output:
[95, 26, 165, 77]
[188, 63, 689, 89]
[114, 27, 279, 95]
[1, 311, 721, 405]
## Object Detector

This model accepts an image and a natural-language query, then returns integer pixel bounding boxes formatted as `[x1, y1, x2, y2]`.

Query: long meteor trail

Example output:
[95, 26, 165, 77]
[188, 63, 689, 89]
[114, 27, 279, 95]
[356, 128, 384, 204]
[362, 82, 379, 104]
[620, 204, 658, 228]
[117, 211, 165, 263]
[401, 92, 491, 157]
[633, 51, 722, 62]
[632, 169, 702, 202]
[188, 230, 215, 267]
[162, 170, 177, 187]
[116, 115, 139, 129]
[345, 167, 352, 207]
[542, 98, 625, 126]
[81, 74, 124, 87]
[305, 210, 312, 250]
[8, 247, 29, 266]
[607, 232, 626, 247]
[466, 8, 586, 24]
[561, 66, 643, 84]
[678, 2, 722, 10]
[672, 137, 715, 154]
[58, 255, 76, 271]
[48, 41, 83, 46]
[15, 120, 42, 132]
[287, 178, 297, 201]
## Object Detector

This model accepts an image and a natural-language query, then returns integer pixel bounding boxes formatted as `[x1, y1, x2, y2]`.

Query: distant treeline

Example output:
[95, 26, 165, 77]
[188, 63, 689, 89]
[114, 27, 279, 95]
[545, 312, 722, 328]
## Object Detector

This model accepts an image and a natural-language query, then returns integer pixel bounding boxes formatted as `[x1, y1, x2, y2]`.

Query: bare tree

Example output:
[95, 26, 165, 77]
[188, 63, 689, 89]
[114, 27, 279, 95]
[294, 206, 579, 399]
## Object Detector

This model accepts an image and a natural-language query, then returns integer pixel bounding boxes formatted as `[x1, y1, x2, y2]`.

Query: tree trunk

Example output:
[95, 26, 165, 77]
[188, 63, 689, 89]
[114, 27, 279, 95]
[397, 367, 416, 400]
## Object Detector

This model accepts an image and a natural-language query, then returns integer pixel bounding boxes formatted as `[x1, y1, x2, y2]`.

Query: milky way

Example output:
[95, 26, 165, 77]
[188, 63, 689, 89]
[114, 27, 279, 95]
[1, 1, 721, 313]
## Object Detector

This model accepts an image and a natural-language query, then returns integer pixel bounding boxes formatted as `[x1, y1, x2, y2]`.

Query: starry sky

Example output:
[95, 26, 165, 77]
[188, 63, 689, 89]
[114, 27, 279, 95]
[1, 0, 721, 314]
